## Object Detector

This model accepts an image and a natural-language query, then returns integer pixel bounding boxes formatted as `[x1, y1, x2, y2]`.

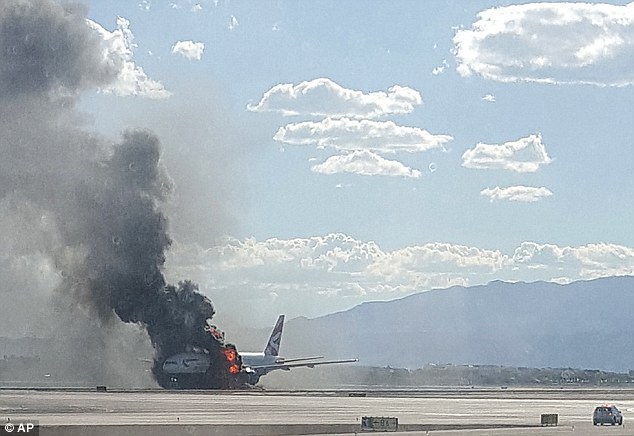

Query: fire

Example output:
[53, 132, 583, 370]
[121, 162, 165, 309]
[223, 346, 241, 375]
[223, 349, 236, 362]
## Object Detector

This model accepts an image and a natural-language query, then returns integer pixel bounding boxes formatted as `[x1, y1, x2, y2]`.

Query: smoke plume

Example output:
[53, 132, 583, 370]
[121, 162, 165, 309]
[0, 0, 231, 387]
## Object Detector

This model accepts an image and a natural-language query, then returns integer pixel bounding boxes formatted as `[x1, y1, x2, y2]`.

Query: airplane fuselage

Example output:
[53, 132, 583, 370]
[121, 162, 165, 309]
[239, 352, 278, 368]
[162, 352, 210, 374]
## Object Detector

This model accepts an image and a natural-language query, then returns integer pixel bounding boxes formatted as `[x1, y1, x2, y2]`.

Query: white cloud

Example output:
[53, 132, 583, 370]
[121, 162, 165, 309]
[462, 134, 552, 173]
[167, 0, 220, 11]
[87, 17, 170, 99]
[432, 59, 449, 76]
[453, 2, 634, 86]
[311, 150, 422, 178]
[367, 243, 507, 281]
[481, 185, 553, 202]
[229, 15, 239, 30]
[511, 242, 634, 280]
[247, 78, 422, 118]
[274, 117, 453, 154]
[168, 233, 383, 276]
[482, 94, 496, 102]
[171, 40, 205, 60]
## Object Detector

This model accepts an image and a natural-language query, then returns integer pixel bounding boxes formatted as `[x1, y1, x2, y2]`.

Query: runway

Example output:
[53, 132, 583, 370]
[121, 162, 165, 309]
[1, 387, 633, 435]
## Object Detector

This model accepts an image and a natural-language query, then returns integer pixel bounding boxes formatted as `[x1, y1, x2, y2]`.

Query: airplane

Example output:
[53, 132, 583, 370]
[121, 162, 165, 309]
[162, 315, 358, 387]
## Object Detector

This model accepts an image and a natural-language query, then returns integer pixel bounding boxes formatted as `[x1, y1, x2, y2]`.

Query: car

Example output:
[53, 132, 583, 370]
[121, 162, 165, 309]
[593, 405, 623, 426]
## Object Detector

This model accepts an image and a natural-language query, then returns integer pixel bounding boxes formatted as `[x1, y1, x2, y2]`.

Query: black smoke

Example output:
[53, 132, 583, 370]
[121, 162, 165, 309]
[0, 0, 232, 387]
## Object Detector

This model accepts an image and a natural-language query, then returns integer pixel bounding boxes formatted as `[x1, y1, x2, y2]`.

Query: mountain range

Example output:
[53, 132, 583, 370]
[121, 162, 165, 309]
[246, 276, 634, 372]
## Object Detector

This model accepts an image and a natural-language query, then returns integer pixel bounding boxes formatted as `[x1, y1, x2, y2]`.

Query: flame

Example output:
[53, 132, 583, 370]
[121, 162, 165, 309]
[228, 364, 240, 374]
[223, 348, 236, 362]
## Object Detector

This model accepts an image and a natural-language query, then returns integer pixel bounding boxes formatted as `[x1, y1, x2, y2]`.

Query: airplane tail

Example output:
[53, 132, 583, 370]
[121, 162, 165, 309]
[264, 315, 284, 356]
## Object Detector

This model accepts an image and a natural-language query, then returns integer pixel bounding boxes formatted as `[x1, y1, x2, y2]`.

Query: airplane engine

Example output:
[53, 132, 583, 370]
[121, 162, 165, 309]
[243, 368, 261, 386]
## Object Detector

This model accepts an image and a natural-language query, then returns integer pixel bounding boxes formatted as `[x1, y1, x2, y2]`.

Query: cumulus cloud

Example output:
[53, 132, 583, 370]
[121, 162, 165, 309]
[171, 40, 205, 60]
[165, 234, 634, 320]
[249, 78, 435, 178]
[88, 17, 170, 98]
[454, 2, 634, 86]
[247, 78, 422, 118]
[462, 134, 552, 172]
[366, 243, 507, 284]
[274, 117, 453, 154]
[481, 186, 553, 202]
[432, 59, 449, 76]
[166, 233, 384, 285]
[511, 242, 634, 280]
[482, 94, 496, 102]
[168, 0, 217, 10]
[228, 15, 238, 30]
[311, 150, 422, 178]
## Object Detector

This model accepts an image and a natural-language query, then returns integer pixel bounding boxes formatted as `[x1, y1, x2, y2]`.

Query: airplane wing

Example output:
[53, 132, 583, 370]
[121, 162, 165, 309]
[248, 358, 358, 372]
[277, 356, 323, 364]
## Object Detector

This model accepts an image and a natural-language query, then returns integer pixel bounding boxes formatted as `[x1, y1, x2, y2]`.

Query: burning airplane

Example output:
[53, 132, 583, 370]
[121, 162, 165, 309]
[162, 315, 357, 388]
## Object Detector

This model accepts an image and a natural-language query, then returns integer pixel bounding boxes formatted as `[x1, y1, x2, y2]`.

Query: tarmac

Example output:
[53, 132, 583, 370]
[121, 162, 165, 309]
[1, 387, 633, 435]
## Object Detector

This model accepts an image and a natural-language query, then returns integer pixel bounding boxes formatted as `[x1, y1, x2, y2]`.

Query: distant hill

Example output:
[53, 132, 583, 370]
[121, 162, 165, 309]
[274, 276, 634, 372]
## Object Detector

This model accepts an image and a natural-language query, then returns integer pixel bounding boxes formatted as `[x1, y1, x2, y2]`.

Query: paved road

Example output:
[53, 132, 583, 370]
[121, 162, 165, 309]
[1, 388, 633, 435]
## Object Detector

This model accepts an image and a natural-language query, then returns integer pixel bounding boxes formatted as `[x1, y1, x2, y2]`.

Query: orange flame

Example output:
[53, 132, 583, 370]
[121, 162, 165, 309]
[223, 349, 236, 362]
[228, 364, 240, 374]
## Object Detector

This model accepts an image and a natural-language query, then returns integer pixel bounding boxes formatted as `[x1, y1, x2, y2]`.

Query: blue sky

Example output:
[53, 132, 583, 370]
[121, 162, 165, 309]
[70, 0, 634, 326]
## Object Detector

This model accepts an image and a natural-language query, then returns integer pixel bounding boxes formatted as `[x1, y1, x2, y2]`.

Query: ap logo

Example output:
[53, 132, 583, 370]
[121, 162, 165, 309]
[3, 422, 38, 435]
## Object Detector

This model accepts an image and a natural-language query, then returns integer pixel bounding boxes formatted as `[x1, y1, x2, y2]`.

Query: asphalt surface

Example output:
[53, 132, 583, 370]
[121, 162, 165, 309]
[1, 387, 633, 435]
